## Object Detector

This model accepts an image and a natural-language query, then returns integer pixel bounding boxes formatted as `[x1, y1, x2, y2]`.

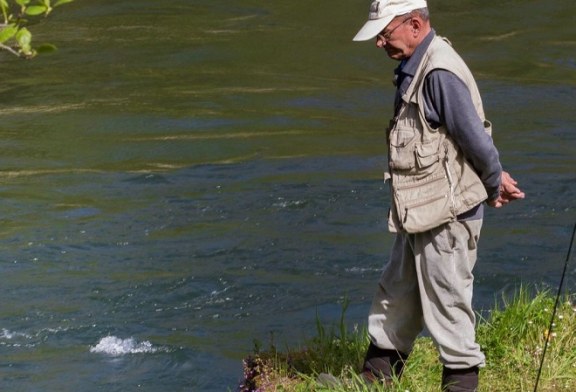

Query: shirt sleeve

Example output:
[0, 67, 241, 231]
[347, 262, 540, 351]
[422, 69, 502, 202]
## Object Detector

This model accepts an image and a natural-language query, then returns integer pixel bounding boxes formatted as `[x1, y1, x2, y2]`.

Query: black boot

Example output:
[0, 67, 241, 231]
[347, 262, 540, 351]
[361, 343, 408, 384]
[441, 366, 479, 392]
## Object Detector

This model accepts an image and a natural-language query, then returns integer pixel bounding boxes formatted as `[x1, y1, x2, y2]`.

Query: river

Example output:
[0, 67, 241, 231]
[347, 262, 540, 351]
[0, 0, 574, 390]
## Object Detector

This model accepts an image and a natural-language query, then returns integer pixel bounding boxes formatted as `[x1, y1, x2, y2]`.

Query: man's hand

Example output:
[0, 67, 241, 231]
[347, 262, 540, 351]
[488, 171, 525, 208]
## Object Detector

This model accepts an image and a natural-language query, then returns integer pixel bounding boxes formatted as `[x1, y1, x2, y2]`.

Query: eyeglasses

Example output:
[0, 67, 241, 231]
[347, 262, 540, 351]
[376, 17, 412, 42]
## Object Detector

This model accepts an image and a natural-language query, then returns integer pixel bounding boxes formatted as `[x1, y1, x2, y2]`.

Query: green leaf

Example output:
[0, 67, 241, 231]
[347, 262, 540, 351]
[15, 0, 31, 6]
[54, 0, 73, 7]
[15, 27, 32, 47]
[25, 5, 48, 15]
[0, 0, 8, 17]
[0, 24, 17, 43]
[36, 43, 57, 53]
[17, 29, 34, 57]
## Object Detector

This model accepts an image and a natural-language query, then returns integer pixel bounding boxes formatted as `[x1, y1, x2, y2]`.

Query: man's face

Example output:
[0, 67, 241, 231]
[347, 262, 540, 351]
[375, 15, 416, 60]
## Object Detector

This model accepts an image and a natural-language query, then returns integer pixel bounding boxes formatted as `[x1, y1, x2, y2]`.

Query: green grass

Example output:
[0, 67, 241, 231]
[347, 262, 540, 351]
[239, 287, 576, 391]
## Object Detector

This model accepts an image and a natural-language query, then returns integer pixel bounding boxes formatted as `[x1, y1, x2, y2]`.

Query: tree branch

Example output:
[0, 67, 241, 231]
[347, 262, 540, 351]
[0, 42, 22, 57]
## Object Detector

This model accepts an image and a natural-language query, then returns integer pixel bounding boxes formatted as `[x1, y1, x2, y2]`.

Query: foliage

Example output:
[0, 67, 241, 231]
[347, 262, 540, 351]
[239, 287, 576, 391]
[299, 298, 367, 375]
[240, 299, 368, 391]
[0, 0, 73, 58]
[477, 287, 576, 391]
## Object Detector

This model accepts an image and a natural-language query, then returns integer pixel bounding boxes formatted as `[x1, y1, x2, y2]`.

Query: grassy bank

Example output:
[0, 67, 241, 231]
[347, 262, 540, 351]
[239, 288, 576, 391]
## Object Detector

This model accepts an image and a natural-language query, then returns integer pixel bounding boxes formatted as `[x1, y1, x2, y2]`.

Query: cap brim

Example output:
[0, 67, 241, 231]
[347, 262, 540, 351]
[352, 15, 394, 41]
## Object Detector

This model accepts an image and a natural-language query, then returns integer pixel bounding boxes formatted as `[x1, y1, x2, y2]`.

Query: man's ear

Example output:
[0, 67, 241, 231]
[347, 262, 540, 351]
[410, 17, 422, 34]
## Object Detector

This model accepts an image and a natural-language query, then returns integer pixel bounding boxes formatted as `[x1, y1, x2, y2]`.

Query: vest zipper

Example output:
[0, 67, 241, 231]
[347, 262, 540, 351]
[443, 144, 457, 214]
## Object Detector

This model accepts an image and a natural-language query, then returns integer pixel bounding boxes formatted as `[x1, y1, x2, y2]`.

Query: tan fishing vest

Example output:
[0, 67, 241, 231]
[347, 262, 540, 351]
[387, 36, 492, 233]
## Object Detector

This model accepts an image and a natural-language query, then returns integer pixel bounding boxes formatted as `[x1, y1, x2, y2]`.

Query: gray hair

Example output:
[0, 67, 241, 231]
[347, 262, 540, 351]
[411, 8, 430, 21]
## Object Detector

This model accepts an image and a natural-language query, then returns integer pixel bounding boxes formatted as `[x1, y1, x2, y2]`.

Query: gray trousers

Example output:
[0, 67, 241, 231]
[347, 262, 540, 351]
[368, 220, 485, 369]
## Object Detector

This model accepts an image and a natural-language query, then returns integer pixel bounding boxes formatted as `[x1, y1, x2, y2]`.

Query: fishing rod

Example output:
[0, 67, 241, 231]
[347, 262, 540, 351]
[533, 222, 576, 392]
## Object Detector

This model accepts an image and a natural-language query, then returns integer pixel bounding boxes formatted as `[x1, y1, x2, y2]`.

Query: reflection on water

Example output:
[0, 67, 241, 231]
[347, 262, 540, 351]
[0, 0, 574, 390]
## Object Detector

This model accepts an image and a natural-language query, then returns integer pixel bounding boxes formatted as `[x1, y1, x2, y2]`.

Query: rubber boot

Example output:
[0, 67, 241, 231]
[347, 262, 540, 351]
[360, 343, 408, 384]
[441, 366, 479, 392]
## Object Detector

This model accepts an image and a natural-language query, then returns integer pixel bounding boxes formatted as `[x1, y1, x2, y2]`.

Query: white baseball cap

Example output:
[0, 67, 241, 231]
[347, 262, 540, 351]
[353, 0, 427, 41]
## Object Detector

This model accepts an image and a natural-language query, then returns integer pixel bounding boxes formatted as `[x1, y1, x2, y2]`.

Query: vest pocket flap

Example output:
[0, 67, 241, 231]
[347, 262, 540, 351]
[389, 126, 416, 147]
[415, 142, 441, 169]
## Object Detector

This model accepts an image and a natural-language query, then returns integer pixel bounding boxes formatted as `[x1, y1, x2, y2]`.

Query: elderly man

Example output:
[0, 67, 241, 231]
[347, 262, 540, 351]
[352, 0, 525, 391]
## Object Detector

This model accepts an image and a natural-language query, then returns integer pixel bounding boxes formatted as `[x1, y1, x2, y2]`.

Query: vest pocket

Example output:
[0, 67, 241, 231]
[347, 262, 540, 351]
[393, 173, 455, 233]
[415, 141, 441, 171]
[389, 126, 417, 170]
[389, 126, 416, 147]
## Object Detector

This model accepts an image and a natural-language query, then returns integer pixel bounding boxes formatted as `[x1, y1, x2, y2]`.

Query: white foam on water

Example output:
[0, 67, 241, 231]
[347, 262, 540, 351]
[90, 336, 158, 356]
[1, 328, 32, 340]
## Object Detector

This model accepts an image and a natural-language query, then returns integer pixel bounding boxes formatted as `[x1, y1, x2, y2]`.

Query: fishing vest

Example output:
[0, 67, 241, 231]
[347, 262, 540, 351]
[387, 36, 491, 233]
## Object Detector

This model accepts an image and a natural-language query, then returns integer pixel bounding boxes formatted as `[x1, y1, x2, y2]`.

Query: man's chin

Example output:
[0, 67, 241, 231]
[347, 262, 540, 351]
[385, 49, 404, 60]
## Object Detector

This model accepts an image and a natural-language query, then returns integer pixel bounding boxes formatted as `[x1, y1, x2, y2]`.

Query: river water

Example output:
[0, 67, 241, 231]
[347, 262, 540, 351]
[0, 0, 574, 391]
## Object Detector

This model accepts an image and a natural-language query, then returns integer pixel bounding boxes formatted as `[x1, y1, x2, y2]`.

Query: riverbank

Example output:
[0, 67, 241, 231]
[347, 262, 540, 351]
[239, 288, 576, 391]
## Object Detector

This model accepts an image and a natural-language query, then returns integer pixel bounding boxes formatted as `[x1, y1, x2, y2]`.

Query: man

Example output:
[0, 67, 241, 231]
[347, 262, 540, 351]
[352, 0, 525, 391]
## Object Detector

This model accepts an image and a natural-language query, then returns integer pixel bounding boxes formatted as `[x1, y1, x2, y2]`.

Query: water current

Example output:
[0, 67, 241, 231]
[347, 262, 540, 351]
[0, 0, 574, 390]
